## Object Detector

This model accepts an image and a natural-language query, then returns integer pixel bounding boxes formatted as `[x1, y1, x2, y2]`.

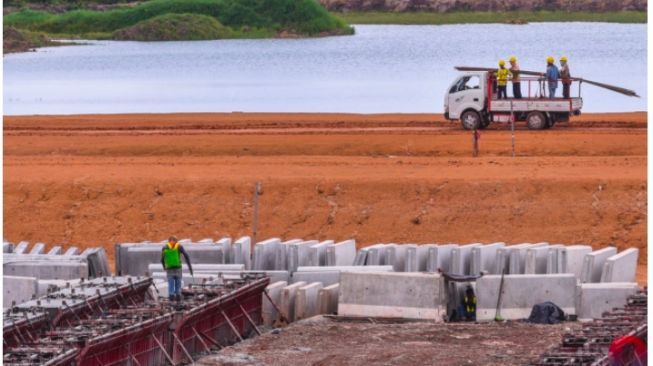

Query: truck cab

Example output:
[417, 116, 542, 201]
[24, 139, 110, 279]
[444, 71, 583, 130]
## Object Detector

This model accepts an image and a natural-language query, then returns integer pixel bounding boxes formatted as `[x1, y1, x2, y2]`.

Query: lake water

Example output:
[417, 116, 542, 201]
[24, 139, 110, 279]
[3, 23, 647, 115]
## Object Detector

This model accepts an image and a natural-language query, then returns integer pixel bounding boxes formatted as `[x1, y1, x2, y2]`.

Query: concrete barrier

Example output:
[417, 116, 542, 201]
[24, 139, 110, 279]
[147, 264, 245, 273]
[4, 276, 38, 308]
[364, 244, 387, 266]
[263, 281, 287, 327]
[119, 243, 227, 276]
[47, 246, 62, 255]
[233, 236, 252, 270]
[508, 243, 548, 274]
[338, 272, 446, 321]
[565, 245, 593, 280]
[296, 266, 393, 273]
[29, 243, 45, 254]
[64, 247, 80, 256]
[451, 243, 482, 275]
[295, 282, 324, 321]
[288, 240, 318, 272]
[470, 243, 505, 275]
[581, 247, 617, 283]
[524, 247, 550, 274]
[326, 240, 356, 266]
[3, 241, 14, 253]
[279, 282, 306, 322]
[4, 260, 88, 280]
[384, 244, 412, 272]
[318, 283, 340, 315]
[253, 238, 281, 271]
[307, 240, 333, 267]
[426, 244, 457, 273]
[600, 248, 638, 283]
[577, 283, 639, 319]
[14, 241, 29, 254]
[405, 244, 434, 272]
[291, 271, 340, 287]
[476, 274, 577, 321]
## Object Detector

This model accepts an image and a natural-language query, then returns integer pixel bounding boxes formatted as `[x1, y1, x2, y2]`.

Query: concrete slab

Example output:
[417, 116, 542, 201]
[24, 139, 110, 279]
[476, 274, 577, 321]
[564, 245, 593, 280]
[47, 246, 62, 255]
[577, 283, 639, 319]
[254, 238, 281, 271]
[470, 243, 505, 275]
[600, 248, 638, 283]
[216, 238, 232, 264]
[4, 260, 88, 280]
[291, 271, 340, 287]
[29, 243, 45, 255]
[581, 247, 617, 283]
[121, 243, 226, 276]
[147, 264, 245, 273]
[4, 276, 38, 308]
[451, 244, 482, 275]
[234, 236, 252, 270]
[326, 240, 357, 266]
[524, 247, 550, 274]
[318, 283, 340, 315]
[307, 240, 333, 267]
[289, 240, 318, 272]
[263, 281, 287, 327]
[279, 282, 307, 322]
[338, 272, 446, 321]
[296, 266, 393, 273]
[295, 282, 324, 321]
[279, 239, 303, 271]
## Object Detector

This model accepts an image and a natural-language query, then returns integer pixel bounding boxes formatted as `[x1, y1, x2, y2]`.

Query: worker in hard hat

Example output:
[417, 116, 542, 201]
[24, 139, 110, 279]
[161, 236, 194, 301]
[545, 56, 560, 99]
[495, 59, 511, 99]
[462, 285, 477, 321]
[559, 56, 571, 99]
[509, 56, 522, 99]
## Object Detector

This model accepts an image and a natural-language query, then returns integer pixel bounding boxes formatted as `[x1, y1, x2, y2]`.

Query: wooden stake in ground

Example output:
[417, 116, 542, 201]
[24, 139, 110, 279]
[252, 181, 261, 245]
[473, 128, 479, 157]
[510, 100, 516, 158]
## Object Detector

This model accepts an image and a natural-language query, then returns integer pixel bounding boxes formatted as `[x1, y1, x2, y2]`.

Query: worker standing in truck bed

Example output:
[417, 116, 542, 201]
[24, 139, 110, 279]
[545, 56, 560, 98]
[560, 56, 571, 99]
[495, 59, 510, 99]
[509, 56, 522, 99]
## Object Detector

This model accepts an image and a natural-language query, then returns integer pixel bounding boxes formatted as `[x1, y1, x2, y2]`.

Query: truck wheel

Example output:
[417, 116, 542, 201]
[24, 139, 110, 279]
[479, 118, 490, 129]
[461, 110, 481, 130]
[526, 111, 547, 130]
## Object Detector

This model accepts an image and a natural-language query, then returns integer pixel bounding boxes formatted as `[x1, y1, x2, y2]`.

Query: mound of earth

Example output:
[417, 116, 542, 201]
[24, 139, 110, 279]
[3, 26, 52, 53]
[113, 13, 232, 41]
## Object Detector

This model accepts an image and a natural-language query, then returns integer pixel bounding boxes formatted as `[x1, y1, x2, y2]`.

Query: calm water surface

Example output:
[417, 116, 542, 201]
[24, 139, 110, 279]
[3, 23, 646, 115]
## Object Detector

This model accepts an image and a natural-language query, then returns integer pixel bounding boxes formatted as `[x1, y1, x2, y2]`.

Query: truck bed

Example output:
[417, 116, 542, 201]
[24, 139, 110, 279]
[490, 97, 582, 112]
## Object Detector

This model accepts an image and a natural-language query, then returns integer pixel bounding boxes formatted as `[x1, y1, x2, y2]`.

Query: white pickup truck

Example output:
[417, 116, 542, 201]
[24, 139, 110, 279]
[444, 71, 583, 130]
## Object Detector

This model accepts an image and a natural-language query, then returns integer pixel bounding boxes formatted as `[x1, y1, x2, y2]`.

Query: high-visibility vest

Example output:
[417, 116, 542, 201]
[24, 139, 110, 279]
[496, 68, 510, 86]
[163, 242, 182, 269]
[463, 295, 477, 314]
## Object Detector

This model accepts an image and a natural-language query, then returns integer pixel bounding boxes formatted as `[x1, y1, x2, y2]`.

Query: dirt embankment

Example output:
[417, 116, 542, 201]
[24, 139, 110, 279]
[3, 112, 647, 283]
[319, 0, 647, 12]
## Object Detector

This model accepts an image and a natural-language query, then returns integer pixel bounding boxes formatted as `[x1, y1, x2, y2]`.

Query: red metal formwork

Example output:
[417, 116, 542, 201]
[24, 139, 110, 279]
[77, 313, 173, 366]
[173, 277, 270, 364]
[3, 312, 49, 348]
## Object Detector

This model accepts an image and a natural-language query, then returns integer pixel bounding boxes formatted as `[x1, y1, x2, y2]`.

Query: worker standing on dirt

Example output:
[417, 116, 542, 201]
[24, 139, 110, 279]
[161, 235, 193, 302]
[559, 56, 571, 99]
[462, 285, 477, 321]
[495, 59, 510, 99]
[509, 56, 522, 99]
[545, 56, 560, 98]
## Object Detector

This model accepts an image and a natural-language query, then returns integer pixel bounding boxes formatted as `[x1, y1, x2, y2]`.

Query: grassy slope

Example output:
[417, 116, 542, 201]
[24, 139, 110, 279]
[4, 0, 353, 39]
[336, 10, 647, 24]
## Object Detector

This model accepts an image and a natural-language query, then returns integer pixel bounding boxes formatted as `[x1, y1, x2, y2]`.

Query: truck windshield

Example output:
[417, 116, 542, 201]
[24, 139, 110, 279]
[450, 76, 481, 94]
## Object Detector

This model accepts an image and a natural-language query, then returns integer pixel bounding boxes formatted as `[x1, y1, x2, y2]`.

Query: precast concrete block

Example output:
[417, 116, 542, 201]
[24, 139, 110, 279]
[318, 283, 340, 315]
[565, 245, 593, 280]
[47, 246, 63, 255]
[507, 243, 547, 274]
[81, 248, 111, 277]
[353, 248, 368, 266]
[280, 239, 302, 271]
[263, 281, 287, 327]
[326, 240, 356, 266]
[405, 246, 418, 272]
[64, 247, 80, 256]
[288, 240, 318, 272]
[365, 244, 387, 266]
[279, 281, 307, 323]
[545, 245, 566, 274]
[291, 271, 340, 286]
[581, 247, 617, 283]
[524, 247, 550, 274]
[255, 238, 281, 271]
[415, 244, 435, 272]
[308, 240, 333, 267]
[600, 248, 638, 283]
[476, 274, 577, 321]
[120, 243, 224, 276]
[450, 243, 481, 275]
[4, 260, 88, 280]
[385, 244, 413, 272]
[470, 243, 505, 275]
[253, 245, 265, 271]
[29, 243, 45, 254]
[295, 282, 323, 321]
[297, 266, 393, 273]
[4, 275, 38, 308]
[338, 272, 446, 321]
[577, 283, 639, 319]
[234, 236, 252, 270]
[216, 238, 231, 264]
[148, 264, 245, 273]
[14, 241, 29, 254]
[426, 244, 457, 273]
[3, 242, 14, 253]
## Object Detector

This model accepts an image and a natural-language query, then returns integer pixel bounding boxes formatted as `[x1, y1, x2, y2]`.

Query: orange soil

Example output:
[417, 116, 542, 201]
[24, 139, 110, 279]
[3, 112, 647, 284]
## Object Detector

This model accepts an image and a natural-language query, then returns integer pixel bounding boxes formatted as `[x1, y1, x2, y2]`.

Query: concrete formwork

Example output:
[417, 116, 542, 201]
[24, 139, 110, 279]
[576, 282, 639, 320]
[470, 243, 505, 275]
[338, 272, 446, 321]
[295, 282, 324, 321]
[263, 281, 287, 327]
[279, 281, 307, 323]
[307, 240, 333, 267]
[580, 247, 617, 283]
[326, 240, 357, 266]
[476, 274, 577, 321]
[4, 275, 38, 308]
[565, 245, 593, 280]
[318, 283, 340, 315]
[600, 248, 638, 283]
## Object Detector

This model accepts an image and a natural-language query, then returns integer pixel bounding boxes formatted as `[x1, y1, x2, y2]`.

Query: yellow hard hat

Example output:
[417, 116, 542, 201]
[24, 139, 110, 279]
[509, 56, 517, 63]
[560, 56, 568, 62]
[498, 59, 505, 66]
[547, 56, 554, 64]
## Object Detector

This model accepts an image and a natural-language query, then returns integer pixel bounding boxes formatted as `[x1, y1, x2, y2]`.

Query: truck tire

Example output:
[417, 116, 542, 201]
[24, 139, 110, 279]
[479, 118, 491, 129]
[461, 110, 481, 130]
[526, 111, 547, 130]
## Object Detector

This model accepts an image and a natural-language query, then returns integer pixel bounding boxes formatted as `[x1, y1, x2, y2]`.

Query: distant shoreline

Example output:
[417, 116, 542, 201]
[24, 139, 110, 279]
[335, 11, 647, 25]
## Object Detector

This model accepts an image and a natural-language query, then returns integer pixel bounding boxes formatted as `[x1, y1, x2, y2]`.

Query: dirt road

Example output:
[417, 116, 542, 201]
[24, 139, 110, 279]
[3, 112, 647, 282]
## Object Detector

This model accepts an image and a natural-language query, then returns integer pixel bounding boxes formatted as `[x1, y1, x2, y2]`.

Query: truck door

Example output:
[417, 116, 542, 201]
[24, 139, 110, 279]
[447, 75, 484, 119]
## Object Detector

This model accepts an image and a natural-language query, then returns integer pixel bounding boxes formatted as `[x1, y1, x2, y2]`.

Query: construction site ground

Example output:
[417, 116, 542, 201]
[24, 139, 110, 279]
[3, 112, 647, 283]
[194, 316, 582, 366]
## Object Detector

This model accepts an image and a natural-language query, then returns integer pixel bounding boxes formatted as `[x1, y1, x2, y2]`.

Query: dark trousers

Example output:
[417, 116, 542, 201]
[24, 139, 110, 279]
[562, 83, 570, 98]
[512, 82, 522, 99]
[497, 85, 507, 99]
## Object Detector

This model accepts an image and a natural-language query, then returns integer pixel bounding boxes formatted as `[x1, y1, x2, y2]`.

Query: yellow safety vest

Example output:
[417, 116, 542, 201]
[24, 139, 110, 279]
[496, 68, 510, 86]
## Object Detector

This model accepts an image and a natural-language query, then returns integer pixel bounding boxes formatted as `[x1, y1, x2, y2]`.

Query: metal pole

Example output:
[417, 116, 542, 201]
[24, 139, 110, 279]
[510, 101, 515, 158]
[252, 181, 261, 246]
[472, 129, 478, 157]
